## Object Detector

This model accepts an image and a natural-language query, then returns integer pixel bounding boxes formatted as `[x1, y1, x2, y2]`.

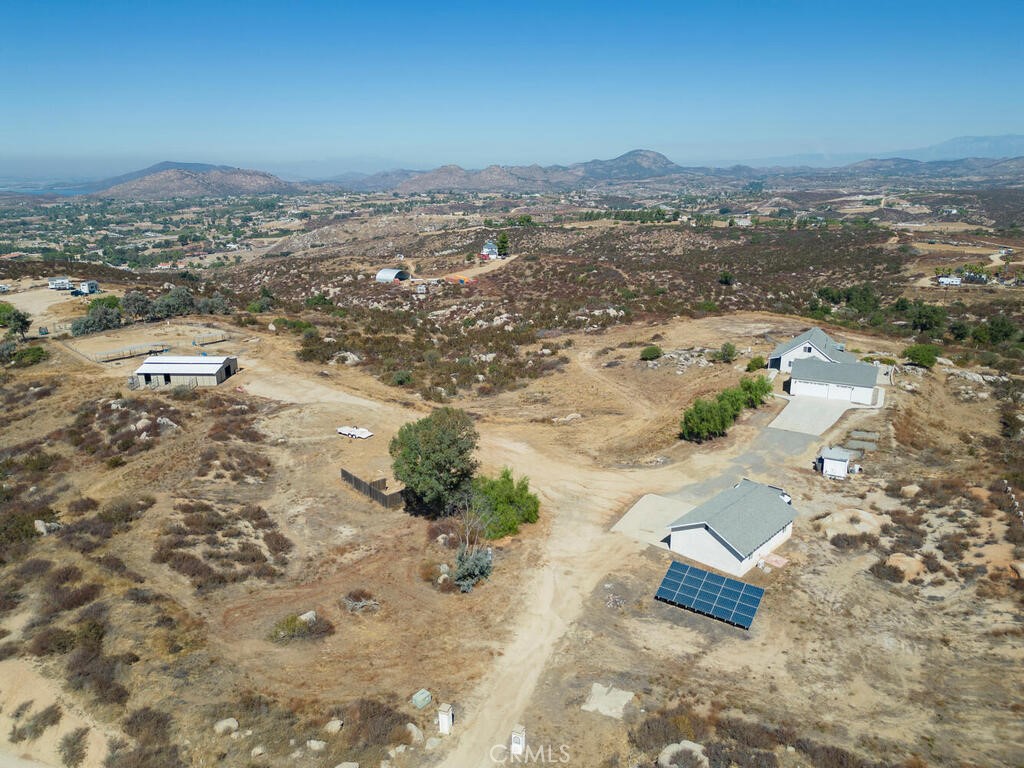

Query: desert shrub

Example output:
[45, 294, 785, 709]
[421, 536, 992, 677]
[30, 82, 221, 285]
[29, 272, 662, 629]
[263, 530, 293, 556]
[714, 716, 780, 749]
[10, 703, 62, 742]
[390, 370, 413, 386]
[0, 641, 20, 660]
[123, 707, 173, 746]
[65, 634, 128, 705]
[453, 547, 492, 592]
[640, 345, 663, 361]
[15, 558, 53, 579]
[67, 497, 99, 515]
[869, 560, 904, 583]
[473, 468, 540, 539]
[746, 356, 766, 372]
[716, 342, 737, 362]
[12, 346, 49, 367]
[705, 742, 778, 768]
[629, 702, 710, 752]
[794, 738, 875, 768]
[268, 612, 334, 643]
[59, 727, 89, 767]
[28, 627, 77, 656]
[344, 699, 407, 751]
[44, 583, 102, 616]
[830, 533, 878, 550]
[903, 344, 939, 368]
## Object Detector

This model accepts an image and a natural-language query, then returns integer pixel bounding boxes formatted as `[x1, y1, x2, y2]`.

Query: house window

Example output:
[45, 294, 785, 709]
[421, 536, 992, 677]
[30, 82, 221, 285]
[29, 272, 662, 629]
[804, 345, 812, 353]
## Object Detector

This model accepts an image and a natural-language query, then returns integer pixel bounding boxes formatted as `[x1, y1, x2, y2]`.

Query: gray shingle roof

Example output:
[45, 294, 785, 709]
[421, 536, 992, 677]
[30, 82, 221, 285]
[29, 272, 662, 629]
[770, 327, 857, 364]
[790, 357, 878, 389]
[820, 446, 852, 461]
[667, 479, 795, 559]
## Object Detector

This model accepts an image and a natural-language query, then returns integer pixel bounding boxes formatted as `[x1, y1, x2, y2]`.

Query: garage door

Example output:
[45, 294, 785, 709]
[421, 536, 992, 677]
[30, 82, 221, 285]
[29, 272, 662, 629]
[791, 379, 828, 398]
[826, 383, 854, 401]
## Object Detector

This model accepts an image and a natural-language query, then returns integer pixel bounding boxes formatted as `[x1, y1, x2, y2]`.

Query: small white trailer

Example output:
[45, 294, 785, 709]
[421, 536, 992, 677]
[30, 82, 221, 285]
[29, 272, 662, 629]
[337, 426, 374, 439]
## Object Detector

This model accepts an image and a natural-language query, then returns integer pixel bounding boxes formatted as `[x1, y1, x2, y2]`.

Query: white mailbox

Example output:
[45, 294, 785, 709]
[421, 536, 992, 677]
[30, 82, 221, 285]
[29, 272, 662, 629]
[510, 725, 526, 757]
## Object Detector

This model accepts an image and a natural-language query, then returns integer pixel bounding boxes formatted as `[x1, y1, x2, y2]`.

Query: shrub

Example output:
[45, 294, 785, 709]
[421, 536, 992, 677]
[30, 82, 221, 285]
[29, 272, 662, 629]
[903, 344, 940, 368]
[869, 560, 904, 583]
[10, 703, 62, 742]
[59, 727, 89, 767]
[640, 345, 663, 361]
[124, 708, 173, 746]
[12, 346, 49, 368]
[28, 627, 77, 656]
[716, 342, 737, 363]
[453, 547, 492, 592]
[389, 407, 479, 512]
[473, 468, 540, 539]
[390, 370, 413, 386]
[345, 699, 407, 751]
[268, 613, 334, 643]
[745, 356, 766, 372]
[262, 530, 293, 556]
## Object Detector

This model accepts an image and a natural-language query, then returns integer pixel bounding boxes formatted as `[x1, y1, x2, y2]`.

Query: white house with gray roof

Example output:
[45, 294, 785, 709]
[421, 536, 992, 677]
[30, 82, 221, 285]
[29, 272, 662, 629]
[666, 479, 795, 576]
[789, 357, 877, 404]
[768, 327, 857, 371]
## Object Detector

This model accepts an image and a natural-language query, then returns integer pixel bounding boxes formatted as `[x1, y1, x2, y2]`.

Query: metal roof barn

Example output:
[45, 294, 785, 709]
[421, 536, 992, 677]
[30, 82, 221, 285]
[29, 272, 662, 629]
[131, 355, 238, 389]
[375, 268, 411, 283]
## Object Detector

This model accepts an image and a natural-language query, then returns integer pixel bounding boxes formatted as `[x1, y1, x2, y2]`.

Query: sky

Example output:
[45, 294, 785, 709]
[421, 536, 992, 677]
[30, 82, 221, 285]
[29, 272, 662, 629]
[1, 0, 1023, 179]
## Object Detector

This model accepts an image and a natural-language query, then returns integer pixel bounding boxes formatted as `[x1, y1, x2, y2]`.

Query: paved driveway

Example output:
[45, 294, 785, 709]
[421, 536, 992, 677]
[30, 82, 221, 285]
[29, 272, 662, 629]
[767, 397, 855, 435]
[612, 428, 815, 548]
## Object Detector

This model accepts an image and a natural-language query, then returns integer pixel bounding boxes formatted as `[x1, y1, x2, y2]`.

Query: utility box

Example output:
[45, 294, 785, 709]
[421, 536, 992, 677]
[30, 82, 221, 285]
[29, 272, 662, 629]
[510, 725, 526, 757]
[438, 703, 453, 735]
[411, 689, 432, 710]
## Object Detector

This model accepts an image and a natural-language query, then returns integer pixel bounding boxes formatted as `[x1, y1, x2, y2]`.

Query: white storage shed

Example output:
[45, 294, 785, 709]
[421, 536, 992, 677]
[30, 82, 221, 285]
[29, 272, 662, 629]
[818, 446, 853, 479]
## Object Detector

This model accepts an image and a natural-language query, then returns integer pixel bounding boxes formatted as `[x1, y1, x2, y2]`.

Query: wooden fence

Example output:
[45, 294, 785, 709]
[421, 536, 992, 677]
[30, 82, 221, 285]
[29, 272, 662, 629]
[340, 468, 405, 509]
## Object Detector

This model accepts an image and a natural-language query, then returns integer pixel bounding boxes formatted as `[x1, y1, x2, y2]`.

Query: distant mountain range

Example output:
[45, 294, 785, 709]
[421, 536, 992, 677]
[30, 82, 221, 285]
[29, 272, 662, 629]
[19, 139, 1024, 200]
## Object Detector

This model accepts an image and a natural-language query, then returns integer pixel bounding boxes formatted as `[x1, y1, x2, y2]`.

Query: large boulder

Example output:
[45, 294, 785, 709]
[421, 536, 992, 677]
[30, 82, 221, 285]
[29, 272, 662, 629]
[900, 484, 921, 499]
[658, 740, 708, 768]
[406, 722, 423, 744]
[324, 718, 344, 734]
[214, 717, 239, 735]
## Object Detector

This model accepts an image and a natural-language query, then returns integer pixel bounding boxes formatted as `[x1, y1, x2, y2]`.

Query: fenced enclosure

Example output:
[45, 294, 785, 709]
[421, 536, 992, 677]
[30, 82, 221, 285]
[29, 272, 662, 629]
[92, 342, 171, 362]
[340, 468, 404, 509]
[192, 331, 229, 346]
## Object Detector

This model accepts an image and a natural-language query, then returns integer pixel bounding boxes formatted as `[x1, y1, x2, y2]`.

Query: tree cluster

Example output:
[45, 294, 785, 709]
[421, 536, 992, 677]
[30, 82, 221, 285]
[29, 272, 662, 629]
[679, 376, 773, 442]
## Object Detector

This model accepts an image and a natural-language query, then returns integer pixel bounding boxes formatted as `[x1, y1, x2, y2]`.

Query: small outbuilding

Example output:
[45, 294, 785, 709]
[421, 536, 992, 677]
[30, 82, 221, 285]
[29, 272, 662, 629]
[132, 355, 238, 388]
[768, 327, 857, 371]
[79, 280, 99, 294]
[666, 479, 795, 577]
[818, 446, 853, 479]
[48, 276, 72, 290]
[789, 357, 877, 404]
[375, 268, 411, 283]
[480, 240, 500, 259]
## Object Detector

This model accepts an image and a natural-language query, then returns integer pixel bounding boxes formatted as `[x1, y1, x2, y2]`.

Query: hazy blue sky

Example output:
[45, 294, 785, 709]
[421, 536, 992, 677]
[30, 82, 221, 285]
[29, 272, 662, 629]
[2, 0, 1022, 178]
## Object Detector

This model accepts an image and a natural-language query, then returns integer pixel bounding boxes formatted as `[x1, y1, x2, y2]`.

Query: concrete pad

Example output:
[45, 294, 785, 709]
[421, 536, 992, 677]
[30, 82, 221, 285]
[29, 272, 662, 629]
[767, 398, 855, 435]
[581, 683, 635, 719]
[613, 494, 692, 547]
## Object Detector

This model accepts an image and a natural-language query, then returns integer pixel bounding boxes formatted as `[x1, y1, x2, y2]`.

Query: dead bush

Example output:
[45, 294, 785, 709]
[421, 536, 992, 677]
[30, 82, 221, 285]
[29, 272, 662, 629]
[830, 533, 879, 551]
[263, 530, 293, 556]
[714, 716, 779, 749]
[59, 727, 89, 767]
[15, 558, 53, 580]
[794, 738, 877, 768]
[28, 627, 77, 656]
[9, 703, 62, 742]
[123, 707, 173, 746]
[629, 702, 710, 753]
[869, 560, 904, 583]
[705, 742, 778, 768]
[344, 699, 407, 751]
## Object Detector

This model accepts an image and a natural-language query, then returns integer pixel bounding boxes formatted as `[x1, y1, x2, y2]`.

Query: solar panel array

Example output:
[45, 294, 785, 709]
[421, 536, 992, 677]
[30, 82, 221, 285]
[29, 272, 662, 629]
[655, 561, 765, 629]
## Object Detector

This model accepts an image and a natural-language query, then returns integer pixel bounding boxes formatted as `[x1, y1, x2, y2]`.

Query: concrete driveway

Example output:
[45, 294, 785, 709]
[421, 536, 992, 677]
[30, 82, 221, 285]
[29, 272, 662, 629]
[767, 389, 886, 436]
[612, 428, 815, 548]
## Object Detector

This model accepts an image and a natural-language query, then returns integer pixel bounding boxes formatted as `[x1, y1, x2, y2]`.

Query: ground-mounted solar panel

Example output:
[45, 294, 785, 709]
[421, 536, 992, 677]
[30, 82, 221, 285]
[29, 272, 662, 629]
[654, 561, 765, 629]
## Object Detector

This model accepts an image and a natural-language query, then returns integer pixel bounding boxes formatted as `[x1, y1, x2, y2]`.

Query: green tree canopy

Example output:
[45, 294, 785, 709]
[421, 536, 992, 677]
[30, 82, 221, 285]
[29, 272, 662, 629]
[389, 407, 479, 512]
[473, 468, 540, 539]
[903, 344, 939, 368]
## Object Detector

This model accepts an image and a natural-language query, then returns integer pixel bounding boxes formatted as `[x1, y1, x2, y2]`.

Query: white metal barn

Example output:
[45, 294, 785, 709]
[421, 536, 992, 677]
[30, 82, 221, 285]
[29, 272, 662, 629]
[132, 356, 238, 389]
[789, 358, 877, 404]
[818, 446, 852, 479]
[666, 479, 795, 577]
[375, 268, 411, 283]
[768, 327, 857, 371]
